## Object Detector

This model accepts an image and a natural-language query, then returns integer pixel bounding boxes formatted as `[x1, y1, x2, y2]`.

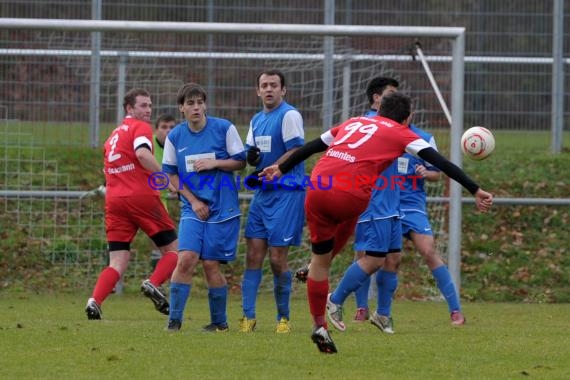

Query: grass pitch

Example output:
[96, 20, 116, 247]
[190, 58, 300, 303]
[1, 292, 569, 379]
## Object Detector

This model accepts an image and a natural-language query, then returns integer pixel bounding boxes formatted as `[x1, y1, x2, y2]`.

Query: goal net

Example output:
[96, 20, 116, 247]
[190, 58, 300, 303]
[0, 20, 463, 297]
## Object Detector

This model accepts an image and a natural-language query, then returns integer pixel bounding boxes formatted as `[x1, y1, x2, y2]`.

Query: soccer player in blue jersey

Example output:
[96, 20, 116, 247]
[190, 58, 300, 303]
[240, 70, 305, 333]
[162, 83, 246, 332]
[327, 77, 465, 333]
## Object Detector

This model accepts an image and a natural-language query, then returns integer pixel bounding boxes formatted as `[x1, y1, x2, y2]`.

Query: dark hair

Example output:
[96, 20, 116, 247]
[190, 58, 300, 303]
[155, 114, 176, 129]
[176, 83, 207, 105]
[366, 77, 399, 105]
[256, 70, 286, 88]
[123, 88, 151, 112]
[378, 92, 411, 124]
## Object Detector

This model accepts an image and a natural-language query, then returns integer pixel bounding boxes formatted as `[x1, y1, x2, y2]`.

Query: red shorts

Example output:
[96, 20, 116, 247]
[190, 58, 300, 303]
[105, 195, 175, 243]
[305, 187, 369, 245]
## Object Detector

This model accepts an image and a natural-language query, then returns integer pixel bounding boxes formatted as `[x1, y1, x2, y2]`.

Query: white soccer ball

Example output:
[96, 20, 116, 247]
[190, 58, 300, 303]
[461, 126, 495, 160]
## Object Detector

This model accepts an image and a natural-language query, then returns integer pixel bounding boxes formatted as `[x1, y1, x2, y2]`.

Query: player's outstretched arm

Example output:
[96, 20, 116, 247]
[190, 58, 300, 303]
[417, 147, 493, 213]
[277, 138, 328, 174]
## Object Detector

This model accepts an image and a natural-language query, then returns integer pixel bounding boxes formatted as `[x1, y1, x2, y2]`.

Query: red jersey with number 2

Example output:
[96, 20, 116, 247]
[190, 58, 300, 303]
[104, 116, 157, 197]
[311, 115, 430, 201]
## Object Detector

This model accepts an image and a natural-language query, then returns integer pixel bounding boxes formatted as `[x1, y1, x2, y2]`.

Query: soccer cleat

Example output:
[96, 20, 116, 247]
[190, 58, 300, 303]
[85, 298, 102, 320]
[450, 311, 466, 325]
[239, 316, 257, 333]
[326, 293, 346, 332]
[201, 323, 229, 333]
[311, 326, 337, 354]
[370, 311, 394, 334]
[353, 307, 370, 323]
[141, 279, 169, 315]
[294, 264, 309, 283]
[275, 317, 291, 333]
[167, 319, 182, 332]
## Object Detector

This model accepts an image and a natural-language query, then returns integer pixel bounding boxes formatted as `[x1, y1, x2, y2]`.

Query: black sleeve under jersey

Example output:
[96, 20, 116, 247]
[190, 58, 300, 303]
[417, 147, 480, 195]
[278, 137, 329, 174]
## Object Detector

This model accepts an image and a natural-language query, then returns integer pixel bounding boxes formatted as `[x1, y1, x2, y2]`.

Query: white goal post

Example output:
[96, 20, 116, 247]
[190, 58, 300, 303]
[0, 18, 466, 291]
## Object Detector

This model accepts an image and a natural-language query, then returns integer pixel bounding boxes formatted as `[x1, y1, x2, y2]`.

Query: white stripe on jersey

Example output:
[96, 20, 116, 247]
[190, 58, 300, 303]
[320, 130, 335, 146]
[162, 136, 177, 166]
[281, 110, 304, 143]
[133, 136, 153, 151]
[245, 120, 255, 146]
[225, 124, 245, 156]
[405, 138, 431, 156]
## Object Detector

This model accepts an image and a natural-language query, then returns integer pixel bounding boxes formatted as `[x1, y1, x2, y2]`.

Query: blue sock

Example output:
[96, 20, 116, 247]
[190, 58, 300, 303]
[241, 269, 262, 319]
[169, 282, 191, 322]
[354, 274, 371, 309]
[330, 262, 369, 305]
[208, 286, 228, 326]
[432, 265, 461, 312]
[376, 270, 398, 316]
[273, 271, 292, 320]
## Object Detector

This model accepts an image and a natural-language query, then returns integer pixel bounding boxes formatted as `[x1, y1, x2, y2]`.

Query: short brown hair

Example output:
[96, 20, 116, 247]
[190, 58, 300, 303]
[123, 88, 150, 112]
[176, 83, 207, 105]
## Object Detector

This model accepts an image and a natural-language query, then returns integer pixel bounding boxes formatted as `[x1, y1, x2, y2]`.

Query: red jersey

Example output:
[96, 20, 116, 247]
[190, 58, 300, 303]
[104, 116, 158, 198]
[311, 115, 430, 200]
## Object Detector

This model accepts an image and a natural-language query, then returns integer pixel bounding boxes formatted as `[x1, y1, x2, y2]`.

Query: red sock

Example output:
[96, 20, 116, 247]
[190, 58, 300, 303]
[307, 277, 329, 329]
[92, 267, 120, 305]
[149, 251, 178, 286]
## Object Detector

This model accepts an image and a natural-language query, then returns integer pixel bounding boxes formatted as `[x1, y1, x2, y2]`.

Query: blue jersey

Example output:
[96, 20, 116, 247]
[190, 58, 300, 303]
[357, 161, 401, 222]
[246, 101, 305, 189]
[399, 125, 440, 214]
[162, 116, 246, 222]
[357, 108, 401, 222]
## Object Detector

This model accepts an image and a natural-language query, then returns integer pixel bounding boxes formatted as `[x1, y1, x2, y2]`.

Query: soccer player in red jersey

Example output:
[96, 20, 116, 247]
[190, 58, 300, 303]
[85, 88, 179, 320]
[261, 92, 493, 353]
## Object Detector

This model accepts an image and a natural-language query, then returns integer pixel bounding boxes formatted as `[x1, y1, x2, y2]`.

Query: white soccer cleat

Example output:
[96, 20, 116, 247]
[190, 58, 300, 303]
[326, 293, 346, 332]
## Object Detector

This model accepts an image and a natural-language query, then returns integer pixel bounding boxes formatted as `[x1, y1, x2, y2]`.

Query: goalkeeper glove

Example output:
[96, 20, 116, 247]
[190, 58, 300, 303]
[246, 146, 261, 166]
[244, 170, 263, 189]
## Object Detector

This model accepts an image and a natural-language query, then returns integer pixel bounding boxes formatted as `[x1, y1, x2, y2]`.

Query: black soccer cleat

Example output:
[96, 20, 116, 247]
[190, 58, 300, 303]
[295, 265, 310, 283]
[85, 298, 102, 320]
[141, 279, 169, 315]
[167, 319, 182, 332]
[201, 323, 229, 333]
[311, 326, 337, 354]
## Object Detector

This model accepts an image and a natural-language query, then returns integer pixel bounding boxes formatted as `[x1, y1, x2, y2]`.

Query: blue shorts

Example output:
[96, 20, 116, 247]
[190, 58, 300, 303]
[401, 211, 433, 239]
[354, 217, 402, 253]
[178, 216, 240, 261]
[244, 189, 305, 247]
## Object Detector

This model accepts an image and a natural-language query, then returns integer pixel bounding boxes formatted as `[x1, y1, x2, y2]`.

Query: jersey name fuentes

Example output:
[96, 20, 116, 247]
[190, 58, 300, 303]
[325, 148, 356, 163]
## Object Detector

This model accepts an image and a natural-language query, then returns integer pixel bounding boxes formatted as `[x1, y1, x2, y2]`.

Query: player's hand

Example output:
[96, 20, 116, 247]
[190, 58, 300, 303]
[167, 183, 178, 194]
[191, 199, 210, 221]
[193, 158, 217, 172]
[474, 188, 493, 213]
[415, 164, 428, 178]
[246, 146, 261, 166]
[260, 165, 282, 181]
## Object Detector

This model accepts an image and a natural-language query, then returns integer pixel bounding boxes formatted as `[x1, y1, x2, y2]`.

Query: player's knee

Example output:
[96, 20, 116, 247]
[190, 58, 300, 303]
[385, 252, 402, 270]
[177, 251, 199, 271]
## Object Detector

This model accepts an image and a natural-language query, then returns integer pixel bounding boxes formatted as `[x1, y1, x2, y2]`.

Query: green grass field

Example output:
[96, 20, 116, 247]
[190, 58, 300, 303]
[1, 293, 569, 379]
